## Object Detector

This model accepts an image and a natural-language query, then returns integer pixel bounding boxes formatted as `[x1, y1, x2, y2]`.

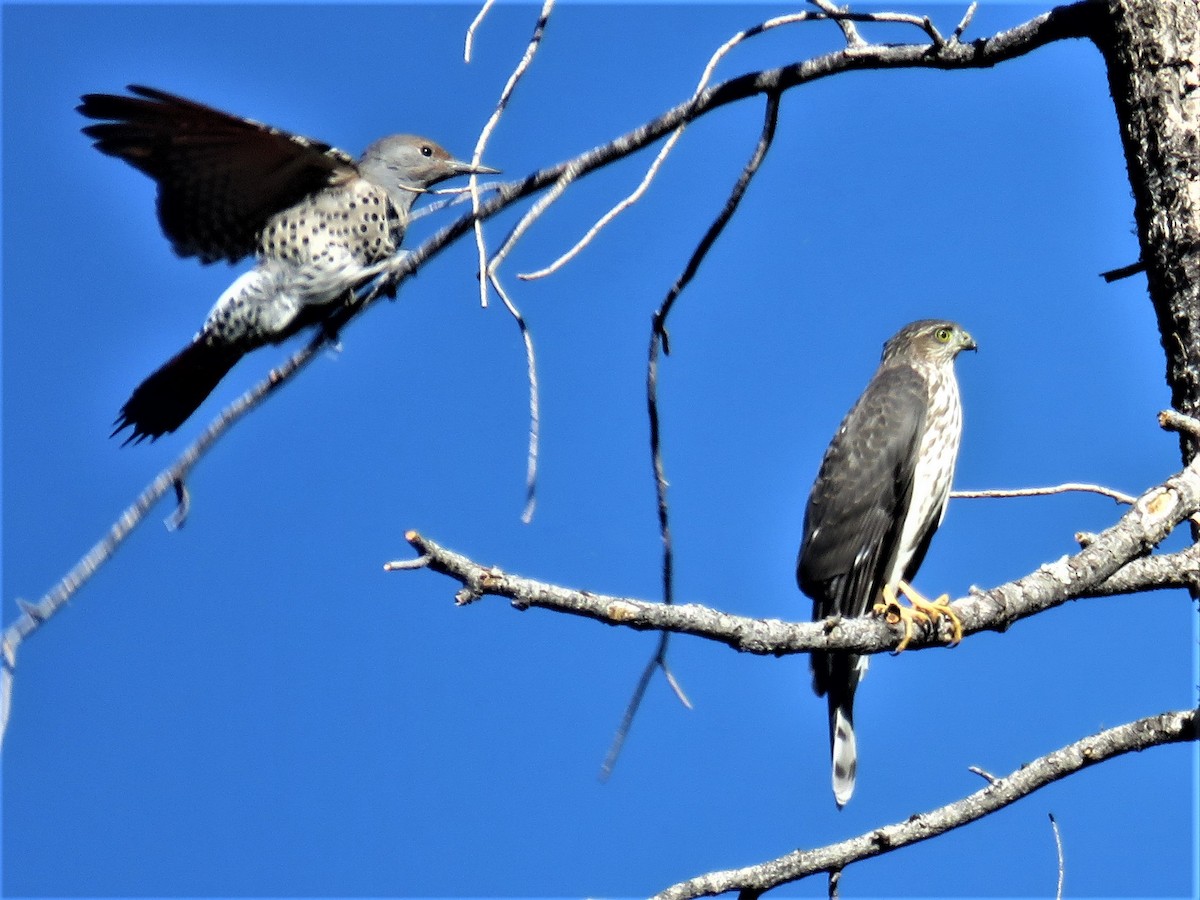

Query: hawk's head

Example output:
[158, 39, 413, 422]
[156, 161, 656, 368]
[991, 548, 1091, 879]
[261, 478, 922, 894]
[882, 319, 977, 365]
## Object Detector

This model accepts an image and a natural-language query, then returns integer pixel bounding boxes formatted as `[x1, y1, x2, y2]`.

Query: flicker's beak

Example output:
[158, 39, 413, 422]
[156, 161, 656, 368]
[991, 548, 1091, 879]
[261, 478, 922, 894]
[449, 158, 500, 177]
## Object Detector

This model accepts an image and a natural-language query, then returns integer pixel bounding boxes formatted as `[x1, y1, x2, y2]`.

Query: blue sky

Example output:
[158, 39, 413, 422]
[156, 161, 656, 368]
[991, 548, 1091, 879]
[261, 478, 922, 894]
[2, 2, 1196, 897]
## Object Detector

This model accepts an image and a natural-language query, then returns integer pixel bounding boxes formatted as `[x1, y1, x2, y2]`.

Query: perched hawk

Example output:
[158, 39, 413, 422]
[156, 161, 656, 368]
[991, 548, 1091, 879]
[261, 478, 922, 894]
[797, 319, 976, 807]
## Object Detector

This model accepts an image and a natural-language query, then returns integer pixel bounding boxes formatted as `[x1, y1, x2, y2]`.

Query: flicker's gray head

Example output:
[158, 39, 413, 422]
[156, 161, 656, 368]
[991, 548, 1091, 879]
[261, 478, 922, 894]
[357, 134, 498, 202]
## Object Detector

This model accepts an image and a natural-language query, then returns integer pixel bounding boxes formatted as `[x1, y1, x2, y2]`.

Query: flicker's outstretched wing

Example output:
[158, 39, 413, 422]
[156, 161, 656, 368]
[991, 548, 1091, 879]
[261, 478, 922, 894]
[79, 85, 357, 264]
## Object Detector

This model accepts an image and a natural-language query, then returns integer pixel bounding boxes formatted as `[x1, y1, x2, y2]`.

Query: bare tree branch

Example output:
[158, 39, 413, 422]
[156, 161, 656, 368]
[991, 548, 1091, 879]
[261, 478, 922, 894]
[650, 708, 1197, 899]
[389, 412, 1200, 654]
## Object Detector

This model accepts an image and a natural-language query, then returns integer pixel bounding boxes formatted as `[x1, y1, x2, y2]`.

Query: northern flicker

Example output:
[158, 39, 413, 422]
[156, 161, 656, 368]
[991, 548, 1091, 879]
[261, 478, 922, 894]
[79, 85, 498, 443]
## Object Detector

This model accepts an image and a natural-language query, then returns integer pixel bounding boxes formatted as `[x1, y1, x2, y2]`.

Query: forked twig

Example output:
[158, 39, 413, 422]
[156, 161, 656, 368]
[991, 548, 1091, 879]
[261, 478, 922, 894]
[465, 1, 553, 521]
[520, 13, 810, 282]
[471, 0, 555, 307]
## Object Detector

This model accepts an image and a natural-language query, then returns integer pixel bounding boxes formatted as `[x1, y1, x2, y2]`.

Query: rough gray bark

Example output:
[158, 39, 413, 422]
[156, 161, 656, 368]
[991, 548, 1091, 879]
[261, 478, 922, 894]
[1098, 0, 1200, 462]
[650, 709, 1198, 900]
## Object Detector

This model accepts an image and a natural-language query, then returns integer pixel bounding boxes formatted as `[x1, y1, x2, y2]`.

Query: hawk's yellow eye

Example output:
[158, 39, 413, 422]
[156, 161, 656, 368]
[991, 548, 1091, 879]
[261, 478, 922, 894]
[935, 327, 952, 343]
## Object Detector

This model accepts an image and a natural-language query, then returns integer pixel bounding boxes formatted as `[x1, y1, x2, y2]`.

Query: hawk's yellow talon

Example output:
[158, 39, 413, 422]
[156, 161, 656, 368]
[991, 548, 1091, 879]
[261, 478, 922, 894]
[877, 581, 962, 652]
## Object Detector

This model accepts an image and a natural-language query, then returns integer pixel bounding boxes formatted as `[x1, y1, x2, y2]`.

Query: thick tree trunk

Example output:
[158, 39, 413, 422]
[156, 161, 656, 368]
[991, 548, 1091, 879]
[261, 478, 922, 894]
[1097, 0, 1200, 462]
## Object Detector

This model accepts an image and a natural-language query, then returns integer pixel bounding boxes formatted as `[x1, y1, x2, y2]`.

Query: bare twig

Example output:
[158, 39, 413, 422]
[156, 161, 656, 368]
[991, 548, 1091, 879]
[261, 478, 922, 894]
[1159, 408, 1200, 438]
[809, 0, 865, 47]
[651, 709, 1197, 899]
[1101, 259, 1146, 282]
[487, 273, 540, 523]
[952, 482, 1137, 505]
[383, 553, 431, 571]
[463, 0, 497, 62]
[599, 643, 665, 782]
[968, 765, 999, 784]
[1049, 812, 1065, 900]
[463, 1, 553, 521]
[953, 2, 979, 41]
[953, 474, 1200, 528]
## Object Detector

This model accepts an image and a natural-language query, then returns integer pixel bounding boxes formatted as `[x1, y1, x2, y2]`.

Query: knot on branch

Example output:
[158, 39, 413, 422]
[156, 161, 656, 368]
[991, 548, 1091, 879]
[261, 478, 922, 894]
[606, 600, 641, 622]
[1136, 486, 1179, 523]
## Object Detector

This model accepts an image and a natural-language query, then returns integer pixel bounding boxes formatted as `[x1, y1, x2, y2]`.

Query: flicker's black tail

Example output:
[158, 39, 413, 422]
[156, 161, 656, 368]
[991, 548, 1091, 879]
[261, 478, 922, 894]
[113, 339, 243, 444]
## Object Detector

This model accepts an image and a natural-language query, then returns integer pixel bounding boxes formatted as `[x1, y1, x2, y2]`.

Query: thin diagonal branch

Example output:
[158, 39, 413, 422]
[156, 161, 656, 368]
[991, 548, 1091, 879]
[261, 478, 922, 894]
[487, 272, 540, 523]
[651, 709, 1197, 899]
[599, 91, 782, 779]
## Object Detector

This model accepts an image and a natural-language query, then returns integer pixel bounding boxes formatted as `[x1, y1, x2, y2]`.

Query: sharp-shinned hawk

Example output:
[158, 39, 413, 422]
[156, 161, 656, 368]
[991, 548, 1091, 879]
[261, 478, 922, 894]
[797, 319, 976, 807]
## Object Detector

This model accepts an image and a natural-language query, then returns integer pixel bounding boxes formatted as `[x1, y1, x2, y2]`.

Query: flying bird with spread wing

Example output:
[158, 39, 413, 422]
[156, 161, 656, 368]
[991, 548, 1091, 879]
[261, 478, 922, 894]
[79, 85, 498, 443]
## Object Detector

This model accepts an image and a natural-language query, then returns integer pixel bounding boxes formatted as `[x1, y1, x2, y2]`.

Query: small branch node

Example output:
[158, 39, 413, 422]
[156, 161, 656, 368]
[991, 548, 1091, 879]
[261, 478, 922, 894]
[662, 660, 693, 710]
[1159, 408, 1200, 438]
[164, 477, 190, 531]
[455, 586, 483, 606]
[968, 765, 999, 784]
[952, 2, 978, 41]
[828, 868, 842, 900]
[809, 0, 865, 48]
[1100, 259, 1145, 282]
[923, 15, 946, 46]
[15, 598, 43, 622]
[606, 600, 641, 622]
[383, 554, 431, 572]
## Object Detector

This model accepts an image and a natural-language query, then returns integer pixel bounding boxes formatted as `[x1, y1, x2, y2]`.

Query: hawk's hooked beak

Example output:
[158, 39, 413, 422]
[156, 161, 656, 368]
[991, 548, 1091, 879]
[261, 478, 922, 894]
[960, 332, 979, 353]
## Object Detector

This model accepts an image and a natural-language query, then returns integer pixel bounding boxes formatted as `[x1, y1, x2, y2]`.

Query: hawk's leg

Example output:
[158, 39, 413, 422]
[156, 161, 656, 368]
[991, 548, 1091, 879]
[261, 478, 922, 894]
[873, 581, 963, 653]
